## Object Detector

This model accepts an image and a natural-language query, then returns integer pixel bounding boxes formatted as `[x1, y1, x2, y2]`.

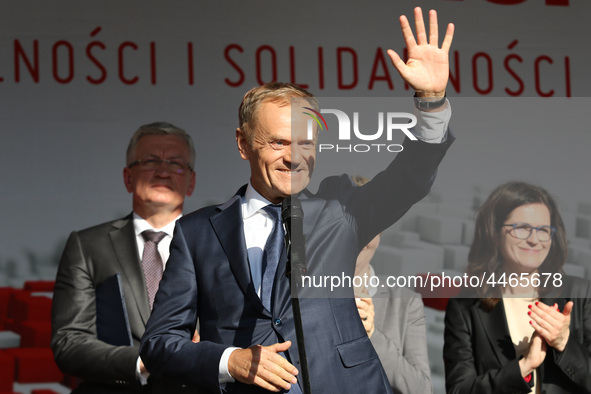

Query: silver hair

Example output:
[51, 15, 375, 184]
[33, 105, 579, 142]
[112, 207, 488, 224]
[126, 121, 195, 168]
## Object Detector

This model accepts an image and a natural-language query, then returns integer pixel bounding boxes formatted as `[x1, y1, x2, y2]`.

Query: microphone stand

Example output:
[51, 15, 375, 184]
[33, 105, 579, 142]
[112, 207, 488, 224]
[282, 196, 311, 394]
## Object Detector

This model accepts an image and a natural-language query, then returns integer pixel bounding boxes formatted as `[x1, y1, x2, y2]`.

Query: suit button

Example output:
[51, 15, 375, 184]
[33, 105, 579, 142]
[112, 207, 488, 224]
[274, 319, 282, 326]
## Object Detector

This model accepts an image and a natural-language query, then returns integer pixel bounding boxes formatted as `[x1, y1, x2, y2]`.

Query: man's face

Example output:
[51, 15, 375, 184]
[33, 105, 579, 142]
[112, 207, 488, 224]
[237, 101, 316, 203]
[123, 134, 195, 213]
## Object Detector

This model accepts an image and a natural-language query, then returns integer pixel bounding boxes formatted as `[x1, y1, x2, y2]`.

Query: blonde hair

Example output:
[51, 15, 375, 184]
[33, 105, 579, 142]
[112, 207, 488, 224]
[238, 82, 317, 144]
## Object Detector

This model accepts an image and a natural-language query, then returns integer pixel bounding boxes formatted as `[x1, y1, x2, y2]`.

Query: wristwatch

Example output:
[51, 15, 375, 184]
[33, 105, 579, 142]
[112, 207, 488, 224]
[413, 93, 447, 110]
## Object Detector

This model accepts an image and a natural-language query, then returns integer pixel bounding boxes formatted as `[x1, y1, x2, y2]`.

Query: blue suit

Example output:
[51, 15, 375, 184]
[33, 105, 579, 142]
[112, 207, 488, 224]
[140, 136, 453, 393]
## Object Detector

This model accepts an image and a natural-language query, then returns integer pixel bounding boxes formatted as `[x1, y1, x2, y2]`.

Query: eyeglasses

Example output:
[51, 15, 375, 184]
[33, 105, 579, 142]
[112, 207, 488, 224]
[502, 223, 556, 242]
[127, 158, 193, 174]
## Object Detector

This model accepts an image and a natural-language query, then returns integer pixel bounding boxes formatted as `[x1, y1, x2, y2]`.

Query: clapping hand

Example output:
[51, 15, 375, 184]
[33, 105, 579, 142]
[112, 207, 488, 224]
[528, 301, 573, 352]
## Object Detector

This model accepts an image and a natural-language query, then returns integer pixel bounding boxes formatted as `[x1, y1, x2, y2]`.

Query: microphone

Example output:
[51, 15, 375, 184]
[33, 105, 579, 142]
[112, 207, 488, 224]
[281, 195, 307, 285]
[281, 195, 312, 394]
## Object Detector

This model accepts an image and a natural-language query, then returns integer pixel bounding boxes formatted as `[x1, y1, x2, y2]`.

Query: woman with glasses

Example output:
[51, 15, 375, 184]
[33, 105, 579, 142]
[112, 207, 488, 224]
[443, 181, 591, 394]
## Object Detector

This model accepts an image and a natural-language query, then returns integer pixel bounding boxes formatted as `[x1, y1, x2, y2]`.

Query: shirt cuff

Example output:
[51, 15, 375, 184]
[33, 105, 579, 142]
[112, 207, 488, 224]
[411, 99, 451, 144]
[136, 356, 150, 386]
[219, 347, 241, 384]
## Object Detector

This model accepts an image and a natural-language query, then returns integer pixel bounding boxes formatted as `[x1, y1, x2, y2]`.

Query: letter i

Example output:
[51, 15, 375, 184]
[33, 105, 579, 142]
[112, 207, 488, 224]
[188, 42, 195, 85]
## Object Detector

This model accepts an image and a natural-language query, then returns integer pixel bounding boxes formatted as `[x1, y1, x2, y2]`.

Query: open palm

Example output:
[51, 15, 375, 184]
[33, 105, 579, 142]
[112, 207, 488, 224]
[387, 8, 454, 97]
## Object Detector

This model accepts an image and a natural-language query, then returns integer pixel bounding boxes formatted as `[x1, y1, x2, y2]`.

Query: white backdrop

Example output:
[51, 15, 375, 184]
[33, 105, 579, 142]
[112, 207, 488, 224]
[1, 0, 589, 282]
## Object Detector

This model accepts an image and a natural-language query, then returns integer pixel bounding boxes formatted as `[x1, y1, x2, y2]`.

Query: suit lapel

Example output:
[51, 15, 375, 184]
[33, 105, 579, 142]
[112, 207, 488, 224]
[109, 215, 151, 325]
[210, 192, 269, 316]
[209, 188, 328, 318]
[271, 191, 326, 316]
[476, 301, 516, 366]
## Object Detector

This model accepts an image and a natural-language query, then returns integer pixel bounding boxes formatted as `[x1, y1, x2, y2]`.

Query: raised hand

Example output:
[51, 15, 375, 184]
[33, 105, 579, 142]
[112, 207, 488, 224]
[387, 7, 454, 97]
[228, 341, 299, 392]
[528, 301, 573, 352]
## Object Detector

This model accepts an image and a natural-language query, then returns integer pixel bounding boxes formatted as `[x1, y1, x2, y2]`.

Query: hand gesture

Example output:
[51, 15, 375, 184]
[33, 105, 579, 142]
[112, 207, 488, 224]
[387, 7, 454, 97]
[228, 341, 299, 392]
[519, 332, 547, 377]
[529, 301, 573, 352]
[356, 297, 376, 337]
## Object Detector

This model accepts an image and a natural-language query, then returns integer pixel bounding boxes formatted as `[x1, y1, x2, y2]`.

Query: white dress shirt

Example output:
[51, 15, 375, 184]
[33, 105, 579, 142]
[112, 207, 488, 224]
[132, 212, 180, 268]
[241, 184, 283, 297]
[133, 212, 181, 385]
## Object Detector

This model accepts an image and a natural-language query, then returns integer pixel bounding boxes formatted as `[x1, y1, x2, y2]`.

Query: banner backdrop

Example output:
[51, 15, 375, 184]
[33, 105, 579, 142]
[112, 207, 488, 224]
[1, 0, 590, 283]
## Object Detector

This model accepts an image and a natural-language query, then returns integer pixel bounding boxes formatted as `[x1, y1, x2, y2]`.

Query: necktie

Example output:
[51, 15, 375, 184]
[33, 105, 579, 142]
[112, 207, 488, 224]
[261, 206, 303, 394]
[141, 230, 167, 309]
[260, 204, 283, 312]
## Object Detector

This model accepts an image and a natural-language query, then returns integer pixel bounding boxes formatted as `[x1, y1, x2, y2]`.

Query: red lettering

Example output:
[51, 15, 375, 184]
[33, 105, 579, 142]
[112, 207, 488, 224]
[457, 0, 568, 5]
[224, 44, 244, 87]
[150, 42, 156, 85]
[486, 0, 526, 4]
[86, 41, 107, 85]
[534, 55, 554, 97]
[472, 52, 493, 95]
[368, 48, 393, 90]
[403, 48, 409, 91]
[504, 56, 524, 96]
[14, 40, 39, 83]
[504, 43, 524, 96]
[565, 56, 571, 97]
[188, 43, 194, 86]
[318, 47, 324, 90]
[337, 47, 358, 90]
[52, 41, 74, 84]
[118, 42, 139, 85]
[448, 50, 460, 93]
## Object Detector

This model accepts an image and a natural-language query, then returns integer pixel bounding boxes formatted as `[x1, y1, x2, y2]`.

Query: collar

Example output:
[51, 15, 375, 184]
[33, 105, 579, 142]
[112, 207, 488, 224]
[132, 212, 181, 237]
[242, 182, 275, 219]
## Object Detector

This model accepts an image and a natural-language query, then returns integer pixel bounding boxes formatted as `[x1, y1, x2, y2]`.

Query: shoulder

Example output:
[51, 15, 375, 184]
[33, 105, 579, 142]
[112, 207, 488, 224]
[559, 275, 591, 298]
[372, 286, 424, 319]
[57, 216, 134, 268]
[180, 204, 224, 224]
[73, 215, 132, 240]
[315, 174, 355, 200]
[444, 298, 483, 336]
[177, 192, 243, 230]
[383, 286, 424, 306]
[446, 297, 480, 315]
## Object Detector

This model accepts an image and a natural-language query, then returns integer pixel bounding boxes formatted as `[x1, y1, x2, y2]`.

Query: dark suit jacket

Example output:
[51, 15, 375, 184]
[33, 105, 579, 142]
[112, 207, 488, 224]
[51, 215, 194, 393]
[140, 136, 453, 394]
[444, 276, 591, 394]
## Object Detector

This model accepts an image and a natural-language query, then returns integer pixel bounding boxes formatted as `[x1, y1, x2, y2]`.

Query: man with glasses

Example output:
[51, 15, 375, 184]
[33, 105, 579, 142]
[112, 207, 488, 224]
[51, 122, 196, 393]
